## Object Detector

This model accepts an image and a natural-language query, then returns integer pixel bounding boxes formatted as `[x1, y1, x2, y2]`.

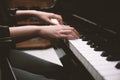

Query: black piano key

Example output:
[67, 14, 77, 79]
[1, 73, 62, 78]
[90, 43, 96, 48]
[101, 51, 109, 57]
[87, 40, 93, 45]
[107, 55, 120, 61]
[80, 34, 84, 39]
[82, 36, 89, 41]
[115, 62, 120, 69]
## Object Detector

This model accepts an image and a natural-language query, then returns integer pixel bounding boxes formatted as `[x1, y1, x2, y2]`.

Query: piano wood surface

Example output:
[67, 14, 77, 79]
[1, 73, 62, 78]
[16, 38, 52, 49]
[9, 0, 55, 9]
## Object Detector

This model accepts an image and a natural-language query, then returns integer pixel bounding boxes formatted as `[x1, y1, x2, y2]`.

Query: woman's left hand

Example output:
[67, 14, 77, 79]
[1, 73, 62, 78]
[34, 11, 63, 25]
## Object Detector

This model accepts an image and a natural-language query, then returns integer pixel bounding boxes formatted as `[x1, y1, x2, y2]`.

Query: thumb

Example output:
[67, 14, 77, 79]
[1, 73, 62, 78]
[50, 19, 60, 25]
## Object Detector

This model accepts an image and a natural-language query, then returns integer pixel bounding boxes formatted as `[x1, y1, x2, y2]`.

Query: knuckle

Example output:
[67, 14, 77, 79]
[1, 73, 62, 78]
[71, 27, 75, 29]
[58, 15, 62, 18]
[50, 13, 55, 16]
[70, 27, 75, 31]
[69, 30, 73, 33]
[64, 25, 70, 28]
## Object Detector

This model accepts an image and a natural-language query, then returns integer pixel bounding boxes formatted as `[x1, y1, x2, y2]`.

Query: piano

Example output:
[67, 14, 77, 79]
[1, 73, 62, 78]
[2, 0, 120, 80]
[40, 0, 120, 80]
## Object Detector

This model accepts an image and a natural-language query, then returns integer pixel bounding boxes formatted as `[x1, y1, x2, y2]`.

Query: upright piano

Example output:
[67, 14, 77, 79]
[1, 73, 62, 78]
[41, 0, 120, 80]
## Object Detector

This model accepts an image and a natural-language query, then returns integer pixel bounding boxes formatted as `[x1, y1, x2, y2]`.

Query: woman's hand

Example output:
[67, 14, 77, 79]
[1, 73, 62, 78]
[38, 25, 80, 40]
[34, 11, 63, 25]
[10, 25, 80, 43]
[16, 10, 63, 25]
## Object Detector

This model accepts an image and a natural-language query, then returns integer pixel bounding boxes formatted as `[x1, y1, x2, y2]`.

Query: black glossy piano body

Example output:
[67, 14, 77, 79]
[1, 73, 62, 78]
[42, 0, 120, 80]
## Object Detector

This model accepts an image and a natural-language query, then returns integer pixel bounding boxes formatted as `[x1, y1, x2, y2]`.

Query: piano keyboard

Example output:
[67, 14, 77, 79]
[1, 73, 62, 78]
[49, 14, 120, 80]
[69, 39, 120, 80]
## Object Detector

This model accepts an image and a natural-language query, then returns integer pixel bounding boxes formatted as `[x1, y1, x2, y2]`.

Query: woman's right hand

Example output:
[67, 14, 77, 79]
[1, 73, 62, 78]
[38, 25, 80, 40]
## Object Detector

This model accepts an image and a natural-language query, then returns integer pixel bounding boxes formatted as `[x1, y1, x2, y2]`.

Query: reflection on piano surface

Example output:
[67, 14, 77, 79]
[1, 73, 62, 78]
[41, 0, 120, 80]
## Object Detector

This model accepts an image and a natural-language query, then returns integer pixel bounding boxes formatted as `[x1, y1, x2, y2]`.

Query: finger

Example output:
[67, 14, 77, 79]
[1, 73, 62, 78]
[50, 18, 60, 25]
[72, 28, 80, 38]
[60, 34, 77, 40]
[45, 18, 55, 25]
[51, 14, 63, 24]
[59, 30, 79, 39]
[68, 30, 80, 39]
[62, 26, 80, 38]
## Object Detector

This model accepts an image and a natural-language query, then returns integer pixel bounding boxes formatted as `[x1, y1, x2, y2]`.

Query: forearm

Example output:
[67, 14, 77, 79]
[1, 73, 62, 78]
[16, 10, 38, 20]
[16, 10, 63, 24]
[9, 26, 40, 43]
[16, 10, 43, 17]
[9, 25, 80, 43]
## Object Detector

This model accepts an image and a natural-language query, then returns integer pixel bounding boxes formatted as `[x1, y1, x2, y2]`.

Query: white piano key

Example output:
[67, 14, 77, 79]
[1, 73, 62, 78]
[83, 53, 106, 61]
[104, 74, 120, 80]
[69, 39, 102, 80]
[69, 39, 95, 54]
[99, 69, 120, 76]
[69, 39, 120, 80]
[89, 60, 118, 66]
